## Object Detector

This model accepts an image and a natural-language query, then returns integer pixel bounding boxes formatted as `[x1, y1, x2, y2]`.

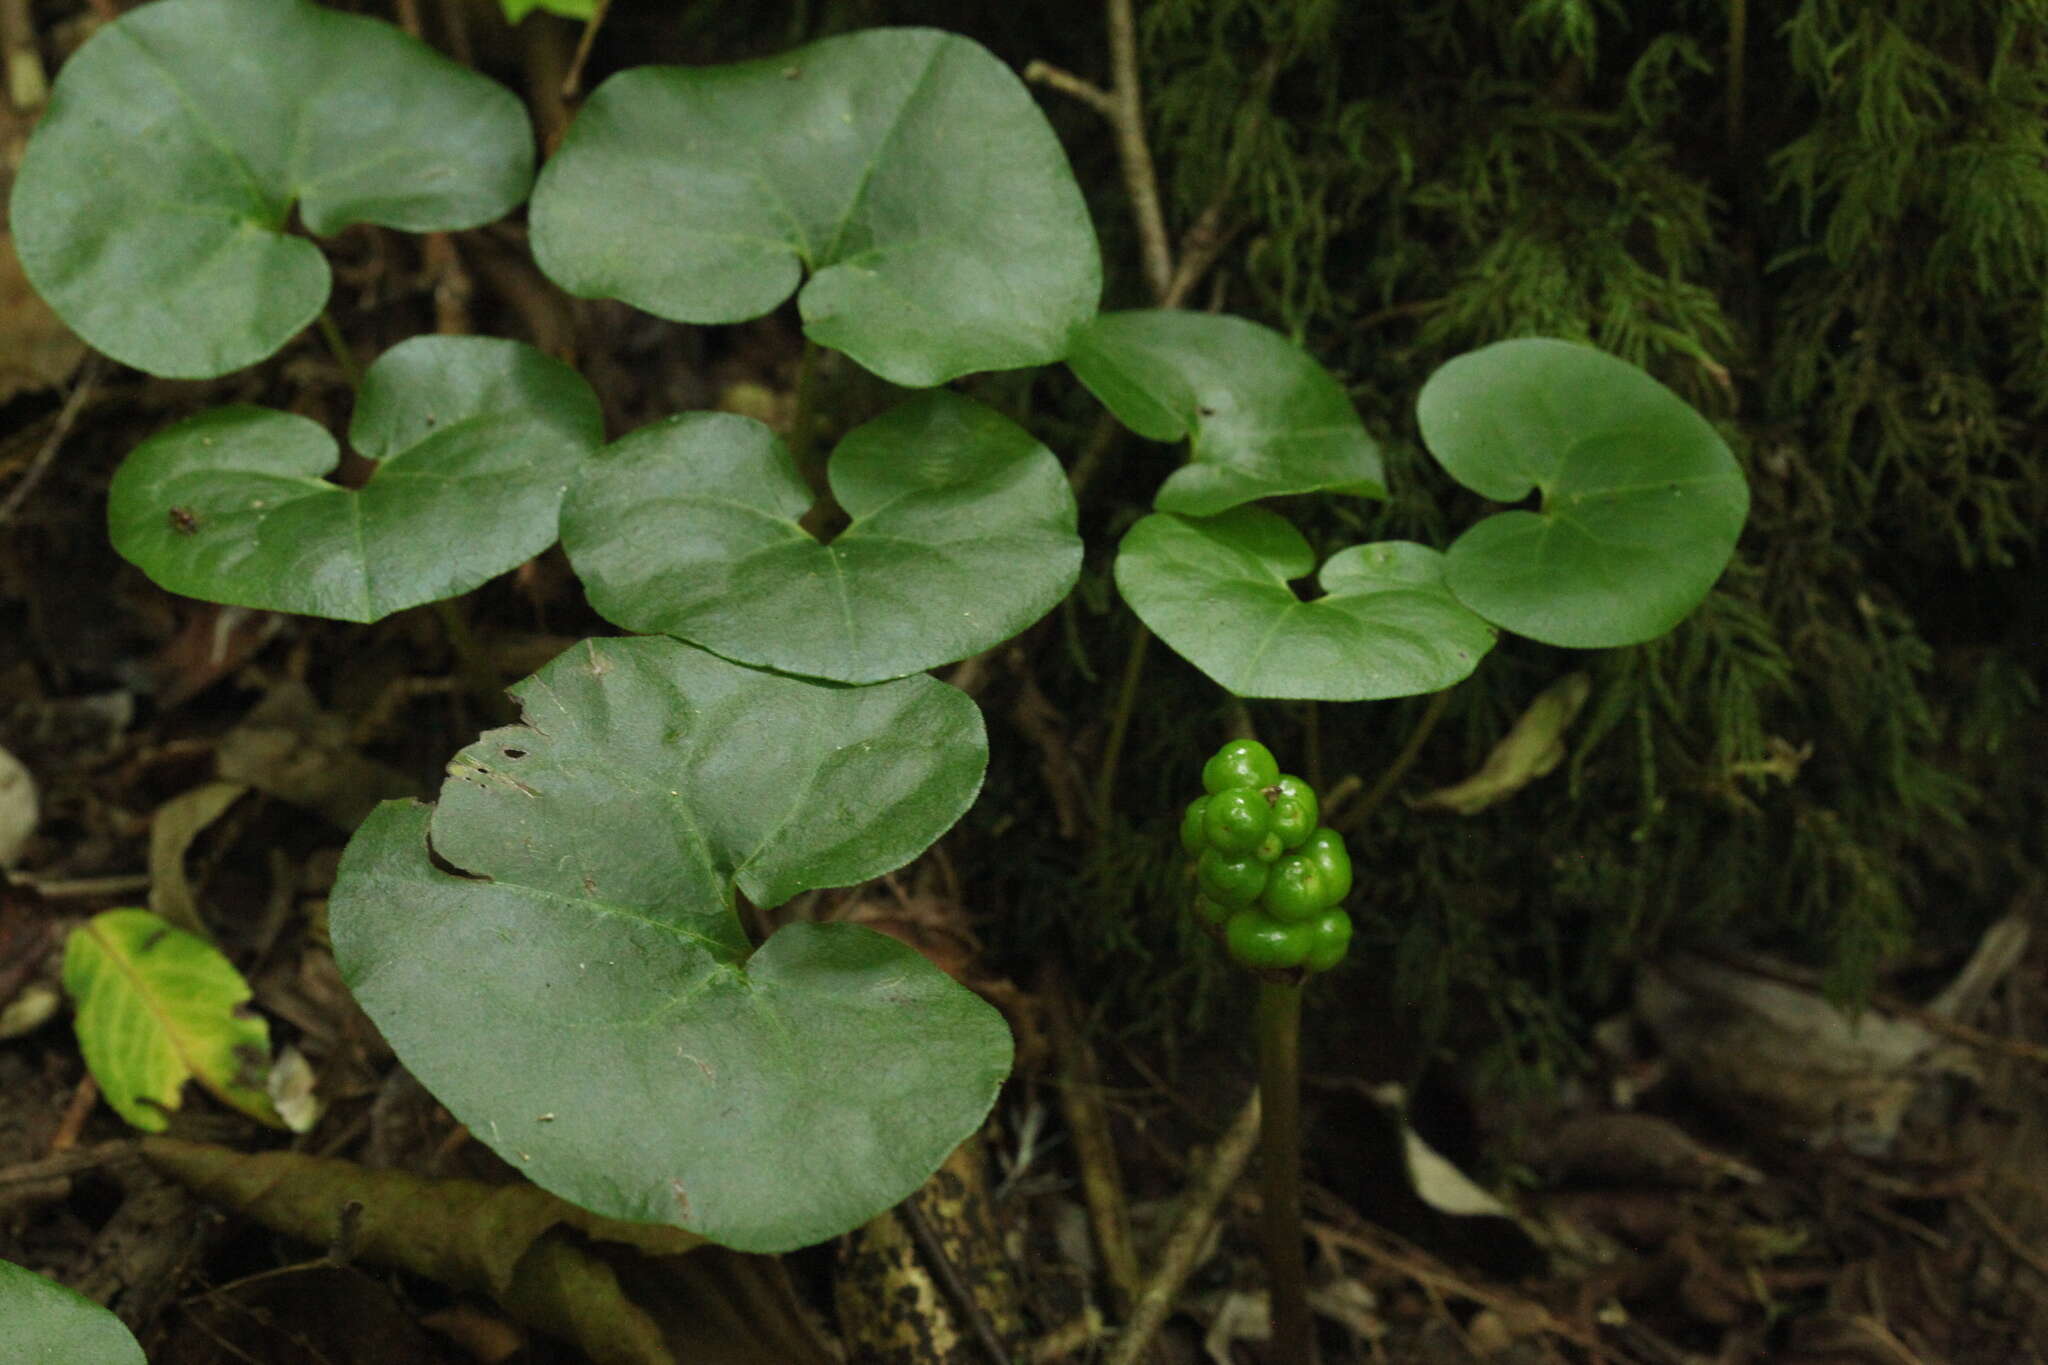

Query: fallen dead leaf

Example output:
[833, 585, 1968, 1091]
[0, 740, 34, 866]
[216, 680, 424, 828]
[1634, 951, 1980, 1155]
[145, 779, 250, 937]
[1409, 673, 1591, 815]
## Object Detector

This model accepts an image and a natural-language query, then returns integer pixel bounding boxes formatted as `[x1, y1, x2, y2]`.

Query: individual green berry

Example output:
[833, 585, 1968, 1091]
[1202, 739, 1281, 795]
[1202, 787, 1272, 855]
[1297, 827, 1353, 905]
[1196, 847, 1269, 906]
[1269, 776, 1318, 844]
[1180, 796, 1210, 855]
[1271, 773, 1314, 802]
[1260, 853, 1332, 923]
[1301, 909, 1353, 972]
[1251, 831, 1286, 863]
[1225, 909, 1312, 970]
[1192, 893, 1233, 926]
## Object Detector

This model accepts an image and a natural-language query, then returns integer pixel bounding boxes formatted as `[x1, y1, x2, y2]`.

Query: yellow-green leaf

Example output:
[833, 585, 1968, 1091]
[62, 909, 281, 1131]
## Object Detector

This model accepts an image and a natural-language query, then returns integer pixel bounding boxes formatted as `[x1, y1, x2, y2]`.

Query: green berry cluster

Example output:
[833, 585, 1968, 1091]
[1181, 739, 1353, 973]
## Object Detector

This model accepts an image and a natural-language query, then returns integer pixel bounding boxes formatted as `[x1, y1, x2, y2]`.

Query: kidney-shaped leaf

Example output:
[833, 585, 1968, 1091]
[1116, 508, 1496, 700]
[1417, 338, 1749, 648]
[0, 1259, 146, 1365]
[1067, 311, 1386, 515]
[529, 27, 1100, 387]
[109, 336, 602, 622]
[562, 392, 1081, 683]
[11, 0, 533, 379]
[328, 637, 1009, 1252]
[62, 909, 281, 1132]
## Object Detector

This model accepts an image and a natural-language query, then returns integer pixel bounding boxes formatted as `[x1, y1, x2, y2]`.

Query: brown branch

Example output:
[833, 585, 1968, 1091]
[1106, 0, 1173, 303]
[17, 872, 152, 898]
[0, 1141, 141, 1190]
[1047, 978, 1142, 1313]
[561, 0, 611, 99]
[1025, 0, 1176, 304]
[49, 1074, 100, 1154]
[1158, 192, 1237, 310]
[1964, 1191, 2048, 1284]
[0, 355, 101, 529]
[1306, 1218, 1612, 1358]
[1102, 1090, 1262, 1365]
[1022, 60, 1116, 119]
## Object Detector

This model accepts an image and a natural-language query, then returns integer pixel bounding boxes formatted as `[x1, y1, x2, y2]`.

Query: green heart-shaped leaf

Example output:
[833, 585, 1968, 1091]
[329, 637, 1006, 1252]
[1417, 338, 1749, 647]
[108, 336, 602, 622]
[10, 0, 533, 379]
[528, 28, 1100, 387]
[1115, 508, 1496, 700]
[562, 392, 1082, 683]
[0, 1259, 145, 1365]
[1066, 311, 1386, 515]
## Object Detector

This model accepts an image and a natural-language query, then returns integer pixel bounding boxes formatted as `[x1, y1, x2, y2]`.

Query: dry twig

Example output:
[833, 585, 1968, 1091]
[1022, 60, 1113, 118]
[0, 1141, 141, 1190]
[1104, 0, 1173, 303]
[1102, 1090, 1262, 1365]
[561, 0, 611, 99]
[0, 356, 102, 529]
[1046, 978, 1142, 1312]
[1026, 0, 1175, 305]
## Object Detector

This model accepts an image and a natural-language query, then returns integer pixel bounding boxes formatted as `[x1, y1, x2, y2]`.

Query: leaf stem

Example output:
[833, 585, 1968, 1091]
[1091, 623, 1150, 829]
[1256, 976, 1314, 1364]
[1064, 408, 1124, 501]
[1303, 700, 1322, 792]
[1336, 686, 1453, 833]
[315, 311, 361, 390]
[561, 0, 611, 99]
[431, 597, 506, 725]
[788, 336, 821, 468]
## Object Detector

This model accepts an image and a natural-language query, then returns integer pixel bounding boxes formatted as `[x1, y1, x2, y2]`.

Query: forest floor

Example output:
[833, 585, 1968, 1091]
[5, 240, 2047, 1365]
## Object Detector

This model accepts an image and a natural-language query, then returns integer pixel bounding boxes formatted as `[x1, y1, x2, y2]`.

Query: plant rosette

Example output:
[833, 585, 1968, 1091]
[1182, 739, 1353, 978]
